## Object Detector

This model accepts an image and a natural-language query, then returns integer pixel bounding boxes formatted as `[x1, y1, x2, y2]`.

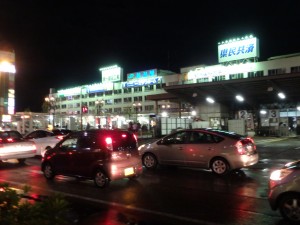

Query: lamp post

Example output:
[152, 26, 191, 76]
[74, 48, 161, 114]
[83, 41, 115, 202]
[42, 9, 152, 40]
[95, 99, 104, 128]
[133, 102, 141, 122]
[45, 96, 56, 128]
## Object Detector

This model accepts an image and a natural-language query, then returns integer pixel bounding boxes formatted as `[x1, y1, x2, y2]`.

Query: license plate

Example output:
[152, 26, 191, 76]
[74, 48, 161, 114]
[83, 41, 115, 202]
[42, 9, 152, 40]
[124, 167, 134, 176]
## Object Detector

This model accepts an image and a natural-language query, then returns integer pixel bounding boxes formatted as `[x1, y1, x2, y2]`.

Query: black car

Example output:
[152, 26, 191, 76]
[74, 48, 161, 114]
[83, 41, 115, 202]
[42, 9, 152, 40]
[41, 129, 143, 188]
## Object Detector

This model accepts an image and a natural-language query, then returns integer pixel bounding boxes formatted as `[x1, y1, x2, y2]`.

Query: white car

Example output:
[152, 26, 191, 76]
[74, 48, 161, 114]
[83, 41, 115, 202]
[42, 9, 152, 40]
[139, 128, 258, 175]
[24, 129, 71, 157]
[0, 130, 36, 163]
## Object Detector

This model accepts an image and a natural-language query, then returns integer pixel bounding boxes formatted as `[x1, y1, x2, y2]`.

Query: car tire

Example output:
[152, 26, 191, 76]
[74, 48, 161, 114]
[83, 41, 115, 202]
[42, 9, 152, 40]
[17, 159, 26, 164]
[210, 157, 229, 175]
[142, 153, 158, 170]
[43, 162, 55, 180]
[279, 193, 300, 223]
[94, 169, 109, 188]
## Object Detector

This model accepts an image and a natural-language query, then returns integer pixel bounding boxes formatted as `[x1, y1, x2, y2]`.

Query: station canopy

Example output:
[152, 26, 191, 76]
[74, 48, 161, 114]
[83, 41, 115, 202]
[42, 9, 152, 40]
[146, 73, 300, 110]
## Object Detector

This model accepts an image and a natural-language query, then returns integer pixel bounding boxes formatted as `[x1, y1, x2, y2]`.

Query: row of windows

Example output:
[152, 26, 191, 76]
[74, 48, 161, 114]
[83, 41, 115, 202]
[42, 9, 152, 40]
[194, 68, 294, 84]
[59, 105, 155, 115]
[59, 84, 163, 102]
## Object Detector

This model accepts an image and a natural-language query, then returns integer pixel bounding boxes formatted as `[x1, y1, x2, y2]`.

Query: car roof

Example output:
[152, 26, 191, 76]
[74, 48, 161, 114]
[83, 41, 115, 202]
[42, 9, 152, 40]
[52, 129, 72, 135]
[172, 128, 246, 139]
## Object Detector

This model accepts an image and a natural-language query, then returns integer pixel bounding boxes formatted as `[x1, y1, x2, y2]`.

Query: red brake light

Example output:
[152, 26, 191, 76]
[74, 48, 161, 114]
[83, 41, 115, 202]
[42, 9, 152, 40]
[7, 138, 13, 142]
[235, 141, 246, 155]
[105, 137, 113, 151]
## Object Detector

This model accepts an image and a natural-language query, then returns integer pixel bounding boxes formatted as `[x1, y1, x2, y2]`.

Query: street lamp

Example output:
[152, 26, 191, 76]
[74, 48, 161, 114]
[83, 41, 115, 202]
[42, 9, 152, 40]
[95, 99, 104, 128]
[45, 96, 56, 128]
[133, 102, 141, 122]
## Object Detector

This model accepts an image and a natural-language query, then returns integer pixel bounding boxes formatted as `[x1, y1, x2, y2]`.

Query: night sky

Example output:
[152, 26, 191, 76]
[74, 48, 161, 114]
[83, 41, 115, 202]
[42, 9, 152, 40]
[0, 0, 299, 112]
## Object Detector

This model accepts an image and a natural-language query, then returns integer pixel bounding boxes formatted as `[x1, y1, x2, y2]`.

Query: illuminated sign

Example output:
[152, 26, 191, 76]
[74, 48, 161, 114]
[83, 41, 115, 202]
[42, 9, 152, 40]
[218, 35, 259, 63]
[124, 77, 161, 88]
[187, 63, 256, 81]
[0, 51, 16, 73]
[2, 114, 11, 122]
[127, 69, 157, 80]
[8, 89, 15, 115]
[57, 83, 114, 97]
[99, 65, 122, 83]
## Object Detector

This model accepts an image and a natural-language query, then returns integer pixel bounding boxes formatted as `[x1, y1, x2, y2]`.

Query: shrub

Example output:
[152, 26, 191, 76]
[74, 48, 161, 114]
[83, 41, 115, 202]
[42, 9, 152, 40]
[0, 182, 73, 225]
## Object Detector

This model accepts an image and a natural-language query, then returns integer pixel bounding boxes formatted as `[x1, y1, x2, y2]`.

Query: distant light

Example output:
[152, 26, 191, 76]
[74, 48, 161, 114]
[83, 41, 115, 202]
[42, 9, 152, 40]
[161, 111, 168, 117]
[260, 110, 267, 115]
[236, 95, 244, 102]
[278, 92, 286, 99]
[206, 97, 215, 104]
[297, 106, 300, 111]
[0, 61, 16, 73]
[191, 110, 196, 116]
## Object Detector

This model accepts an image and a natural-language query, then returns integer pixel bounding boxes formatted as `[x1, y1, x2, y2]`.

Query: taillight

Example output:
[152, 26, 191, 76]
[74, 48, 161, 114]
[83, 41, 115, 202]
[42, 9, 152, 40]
[105, 137, 113, 151]
[235, 141, 246, 155]
[7, 138, 13, 142]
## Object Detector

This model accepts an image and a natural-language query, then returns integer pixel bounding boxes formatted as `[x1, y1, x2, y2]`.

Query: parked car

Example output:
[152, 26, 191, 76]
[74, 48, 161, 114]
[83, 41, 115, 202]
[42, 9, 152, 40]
[24, 129, 72, 157]
[41, 129, 143, 188]
[0, 130, 36, 163]
[268, 160, 300, 223]
[138, 128, 258, 175]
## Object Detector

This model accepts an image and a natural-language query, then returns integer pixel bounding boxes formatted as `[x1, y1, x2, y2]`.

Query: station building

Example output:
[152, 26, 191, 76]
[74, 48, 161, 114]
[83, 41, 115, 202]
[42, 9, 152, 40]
[43, 35, 300, 137]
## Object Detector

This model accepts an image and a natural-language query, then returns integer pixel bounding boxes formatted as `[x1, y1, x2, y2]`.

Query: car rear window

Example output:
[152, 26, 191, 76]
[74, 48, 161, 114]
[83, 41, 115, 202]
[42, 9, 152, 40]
[206, 129, 245, 140]
[97, 130, 137, 151]
[0, 131, 23, 142]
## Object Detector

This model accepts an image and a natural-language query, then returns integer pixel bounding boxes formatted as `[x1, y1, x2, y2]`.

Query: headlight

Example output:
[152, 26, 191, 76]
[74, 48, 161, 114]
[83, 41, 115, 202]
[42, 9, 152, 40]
[270, 168, 293, 181]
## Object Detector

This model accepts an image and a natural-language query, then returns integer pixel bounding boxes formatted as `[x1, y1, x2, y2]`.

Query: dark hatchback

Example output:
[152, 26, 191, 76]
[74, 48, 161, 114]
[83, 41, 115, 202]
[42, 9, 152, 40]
[41, 129, 143, 188]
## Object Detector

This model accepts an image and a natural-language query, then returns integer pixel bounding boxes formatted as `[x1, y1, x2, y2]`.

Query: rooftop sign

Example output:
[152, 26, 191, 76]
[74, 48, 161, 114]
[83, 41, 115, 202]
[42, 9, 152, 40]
[218, 35, 259, 63]
[99, 65, 122, 83]
[127, 69, 157, 80]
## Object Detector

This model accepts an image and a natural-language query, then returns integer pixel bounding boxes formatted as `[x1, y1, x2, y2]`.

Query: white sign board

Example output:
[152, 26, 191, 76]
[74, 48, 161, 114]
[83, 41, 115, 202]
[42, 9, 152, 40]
[218, 37, 259, 63]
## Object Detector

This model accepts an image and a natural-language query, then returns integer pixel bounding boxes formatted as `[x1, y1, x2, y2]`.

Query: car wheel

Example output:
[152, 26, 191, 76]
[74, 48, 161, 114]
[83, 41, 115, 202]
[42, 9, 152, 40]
[18, 159, 26, 164]
[142, 153, 158, 170]
[279, 193, 300, 223]
[94, 170, 109, 188]
[210, 157, 229, 175]
[43, 163, 55, 180]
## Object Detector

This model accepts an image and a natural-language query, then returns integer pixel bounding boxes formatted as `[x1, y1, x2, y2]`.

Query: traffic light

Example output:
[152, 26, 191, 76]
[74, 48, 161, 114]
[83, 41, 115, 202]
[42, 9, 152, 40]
[82, 105, 88, 114]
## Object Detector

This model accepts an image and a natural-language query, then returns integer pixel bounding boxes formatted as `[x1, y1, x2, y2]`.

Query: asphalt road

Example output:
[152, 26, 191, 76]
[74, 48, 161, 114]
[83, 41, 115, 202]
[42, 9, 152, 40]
[0, 136, 299, 225]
